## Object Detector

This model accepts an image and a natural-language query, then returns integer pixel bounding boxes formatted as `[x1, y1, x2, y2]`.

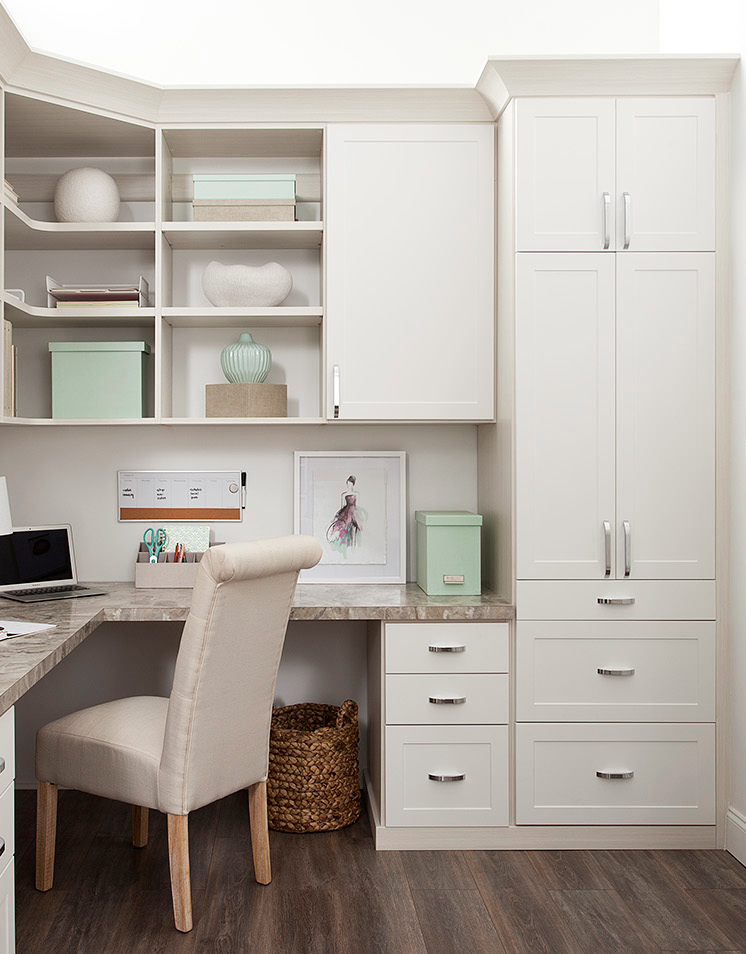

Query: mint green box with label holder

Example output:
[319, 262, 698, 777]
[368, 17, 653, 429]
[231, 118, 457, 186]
[48, 341, 151, 419]
[415, 510, 483, 596]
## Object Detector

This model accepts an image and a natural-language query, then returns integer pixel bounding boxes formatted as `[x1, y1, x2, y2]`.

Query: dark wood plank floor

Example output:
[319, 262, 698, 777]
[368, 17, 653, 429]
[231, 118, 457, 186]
[13, 789, 746, 954]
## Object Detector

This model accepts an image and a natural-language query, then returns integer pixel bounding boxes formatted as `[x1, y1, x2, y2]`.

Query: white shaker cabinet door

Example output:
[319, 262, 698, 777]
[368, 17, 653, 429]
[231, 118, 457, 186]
[516, 254, 616, 579]
[325, 125, 494, 420]
[515, 99, 616, 251]
[616, 253, 715, 579]
[616, 98, 716, 252]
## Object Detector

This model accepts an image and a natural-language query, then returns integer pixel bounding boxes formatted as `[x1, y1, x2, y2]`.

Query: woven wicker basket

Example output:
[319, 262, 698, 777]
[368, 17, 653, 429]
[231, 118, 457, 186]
[267, 699, 361, 833]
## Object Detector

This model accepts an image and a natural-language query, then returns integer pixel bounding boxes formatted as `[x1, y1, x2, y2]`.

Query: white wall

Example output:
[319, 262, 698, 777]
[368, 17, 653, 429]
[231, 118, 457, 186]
[659, 0, 746, 859]
[2, 0, 660, 85]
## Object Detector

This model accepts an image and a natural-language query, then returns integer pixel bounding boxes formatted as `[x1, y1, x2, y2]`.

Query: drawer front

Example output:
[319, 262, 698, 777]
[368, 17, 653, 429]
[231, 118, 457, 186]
[0, 854, 14, 954]
[516, 581, 716, 621]
[386, 674, 509, 725]
[385, 622, 509, 674]
[515, 722, 715, 825]
[0, 786, 13, 865]
[385, 725, 509, 827]
[0, 710, 13, 790]
[516, 620, 715, 722]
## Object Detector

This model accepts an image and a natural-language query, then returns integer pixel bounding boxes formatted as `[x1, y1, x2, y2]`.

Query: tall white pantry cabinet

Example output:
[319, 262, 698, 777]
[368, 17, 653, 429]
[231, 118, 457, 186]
[503, 92, 723, 830]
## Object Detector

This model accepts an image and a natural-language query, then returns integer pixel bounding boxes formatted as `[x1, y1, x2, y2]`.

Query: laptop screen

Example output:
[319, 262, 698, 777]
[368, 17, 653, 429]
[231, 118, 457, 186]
[0, 526, 76, 590]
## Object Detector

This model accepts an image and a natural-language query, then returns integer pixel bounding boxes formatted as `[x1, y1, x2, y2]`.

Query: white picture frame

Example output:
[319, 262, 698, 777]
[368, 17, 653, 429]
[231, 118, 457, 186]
[294, 451, 407, 583]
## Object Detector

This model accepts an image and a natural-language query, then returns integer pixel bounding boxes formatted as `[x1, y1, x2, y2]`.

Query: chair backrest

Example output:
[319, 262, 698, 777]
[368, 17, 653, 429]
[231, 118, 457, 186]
[157, 535, 322, 815]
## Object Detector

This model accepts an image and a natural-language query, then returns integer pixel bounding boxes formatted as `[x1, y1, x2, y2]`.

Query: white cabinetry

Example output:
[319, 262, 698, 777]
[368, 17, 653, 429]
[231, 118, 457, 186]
[325, 125, 495, 421]
[370, 622, 509, 837]
[516, 252, 715, 581]
[0, 709, 15, 954]
[516, 97, 715, 252]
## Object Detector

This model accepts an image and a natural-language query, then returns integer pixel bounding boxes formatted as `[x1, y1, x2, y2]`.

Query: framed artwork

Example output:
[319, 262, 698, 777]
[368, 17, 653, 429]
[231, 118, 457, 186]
[294, 451, 406, 583]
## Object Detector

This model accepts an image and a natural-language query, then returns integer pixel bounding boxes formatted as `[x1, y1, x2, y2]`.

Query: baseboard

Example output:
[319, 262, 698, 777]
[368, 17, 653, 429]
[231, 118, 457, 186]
[726, 807, 746, 866]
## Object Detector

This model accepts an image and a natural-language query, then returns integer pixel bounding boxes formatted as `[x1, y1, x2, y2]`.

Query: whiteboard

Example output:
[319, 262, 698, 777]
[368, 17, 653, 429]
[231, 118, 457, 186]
[118, 470, 244, 522]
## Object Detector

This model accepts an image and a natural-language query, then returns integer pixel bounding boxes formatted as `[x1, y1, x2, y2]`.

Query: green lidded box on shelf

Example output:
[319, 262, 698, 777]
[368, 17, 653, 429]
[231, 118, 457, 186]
[48, 341, 151, 419]
[192, 174, 296, 200]
[415, 510, 483, 596]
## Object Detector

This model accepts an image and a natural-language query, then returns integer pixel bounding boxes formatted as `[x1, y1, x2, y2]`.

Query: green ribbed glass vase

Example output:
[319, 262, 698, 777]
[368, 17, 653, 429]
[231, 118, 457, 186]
[220, 332, 271, 383]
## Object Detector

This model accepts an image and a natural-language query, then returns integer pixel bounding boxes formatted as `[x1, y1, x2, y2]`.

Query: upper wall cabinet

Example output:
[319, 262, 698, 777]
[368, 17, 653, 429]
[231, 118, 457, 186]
[325, 125, 495, 421]
[515, 98, 716, 253]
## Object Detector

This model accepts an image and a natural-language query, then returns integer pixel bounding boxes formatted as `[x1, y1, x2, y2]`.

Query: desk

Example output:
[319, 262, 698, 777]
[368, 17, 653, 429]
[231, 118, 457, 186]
[0, 583, 513, 716]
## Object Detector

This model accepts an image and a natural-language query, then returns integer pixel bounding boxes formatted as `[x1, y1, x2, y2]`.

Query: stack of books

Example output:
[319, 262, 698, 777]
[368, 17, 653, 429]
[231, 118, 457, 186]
[46, 276, 150, 309]
[3, 179, 18, 204]
[192, 174, 296, 222]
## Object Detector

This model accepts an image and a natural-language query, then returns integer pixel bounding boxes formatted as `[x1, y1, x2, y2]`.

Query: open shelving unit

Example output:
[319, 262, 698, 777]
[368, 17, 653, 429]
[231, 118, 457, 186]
[1, 92, 327, 424]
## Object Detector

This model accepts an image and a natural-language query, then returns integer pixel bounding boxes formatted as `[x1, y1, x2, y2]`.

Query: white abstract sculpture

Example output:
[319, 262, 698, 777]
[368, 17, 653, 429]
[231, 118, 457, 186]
[54, 168, 121, 223]
[202, 261, 293, 307]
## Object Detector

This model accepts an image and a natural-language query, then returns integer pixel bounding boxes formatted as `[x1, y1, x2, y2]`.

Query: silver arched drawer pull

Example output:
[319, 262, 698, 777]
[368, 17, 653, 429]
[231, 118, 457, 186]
[597, 597, 635, 605]
[0, 836, 5, 857]
[597, 668, 635, 676]
[0, 756, 5, 774]
[428, 773, 466, 782]
[596, 770, 634, 780]
[428, 696, 466, 705]
[428, 644, 466, 653]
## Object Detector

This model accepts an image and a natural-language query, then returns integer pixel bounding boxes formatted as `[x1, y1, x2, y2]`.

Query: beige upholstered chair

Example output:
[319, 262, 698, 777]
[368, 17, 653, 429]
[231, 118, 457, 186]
[34, 534, 322, 932]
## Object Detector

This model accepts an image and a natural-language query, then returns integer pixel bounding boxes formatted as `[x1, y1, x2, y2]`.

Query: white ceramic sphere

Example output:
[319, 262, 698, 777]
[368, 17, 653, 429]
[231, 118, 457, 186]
[202, 261, 293, 307]
[54, 167, 121, 223]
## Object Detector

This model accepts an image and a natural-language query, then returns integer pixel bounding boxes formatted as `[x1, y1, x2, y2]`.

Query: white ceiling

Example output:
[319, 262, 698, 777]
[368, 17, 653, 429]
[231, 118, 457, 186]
[2, 0, 661, 87]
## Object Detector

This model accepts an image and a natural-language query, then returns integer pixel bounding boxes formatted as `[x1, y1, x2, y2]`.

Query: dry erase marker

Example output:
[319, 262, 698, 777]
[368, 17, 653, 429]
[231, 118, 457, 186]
[241, 471, 246, 510]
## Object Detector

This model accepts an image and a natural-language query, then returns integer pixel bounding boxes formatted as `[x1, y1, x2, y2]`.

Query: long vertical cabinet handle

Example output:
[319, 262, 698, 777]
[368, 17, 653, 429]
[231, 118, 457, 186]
[623, 192, 631, 249]
[332, 364, 340, 419]
[602, 192, 611, 249]
[603, 521, 611, 577]
[623, 521, 631, 578]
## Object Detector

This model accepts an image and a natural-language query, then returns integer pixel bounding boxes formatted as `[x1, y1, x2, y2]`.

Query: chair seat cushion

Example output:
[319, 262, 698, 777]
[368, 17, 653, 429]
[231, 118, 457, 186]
[36, 696, 169, 810]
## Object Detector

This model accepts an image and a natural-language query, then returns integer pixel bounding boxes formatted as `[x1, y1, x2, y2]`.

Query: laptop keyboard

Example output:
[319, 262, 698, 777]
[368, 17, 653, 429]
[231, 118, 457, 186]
[5, 584, 88, 597]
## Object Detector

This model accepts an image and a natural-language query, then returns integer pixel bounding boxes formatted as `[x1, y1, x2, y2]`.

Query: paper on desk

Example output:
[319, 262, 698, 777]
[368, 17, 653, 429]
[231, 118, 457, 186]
[0, 620, 58, 640]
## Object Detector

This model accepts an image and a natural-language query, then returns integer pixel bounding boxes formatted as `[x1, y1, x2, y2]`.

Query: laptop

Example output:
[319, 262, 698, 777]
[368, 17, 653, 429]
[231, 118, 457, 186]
[0, 525, 107, 603]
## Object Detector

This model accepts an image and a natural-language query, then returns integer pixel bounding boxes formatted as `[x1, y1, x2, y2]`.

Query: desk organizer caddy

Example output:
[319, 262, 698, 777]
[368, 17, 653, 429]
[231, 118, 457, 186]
[134, 542, 222, 588]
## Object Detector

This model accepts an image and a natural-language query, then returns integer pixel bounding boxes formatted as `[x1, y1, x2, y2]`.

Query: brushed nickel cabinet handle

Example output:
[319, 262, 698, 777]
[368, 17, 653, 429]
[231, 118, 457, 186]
[428, 645, 466, 653]
[603, 521, 611, 577]
[333, 364, 340, 419]
[0, 756, 5, 774]
[0, 836, 5, 857]
[602, 192, 611, 249]
[597, 770, 634, 780]
[597, 668, 635, 676]
[428, 696, 467, 705]
[623, 192, 631, 249]
[623, 520, 631, 578]
[428, 773, 466, 782]
[597, 597, 635, 605]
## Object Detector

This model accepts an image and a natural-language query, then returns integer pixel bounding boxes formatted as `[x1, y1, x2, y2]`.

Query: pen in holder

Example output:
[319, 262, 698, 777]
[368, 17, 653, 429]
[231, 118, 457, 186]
[134, 541, 222, 588]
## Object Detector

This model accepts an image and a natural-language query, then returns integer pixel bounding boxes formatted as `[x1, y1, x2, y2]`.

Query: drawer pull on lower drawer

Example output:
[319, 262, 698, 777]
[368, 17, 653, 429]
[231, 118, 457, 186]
[597, 597, 636, 605]
[428, 696, 467, 705]
[597, 668, 635, 676]
[0, 757, 5, 774]
[428, 773, 466, 782]
[0, 837, 5, 857]
[428, 645, 467, 653]
[596, 770, 634, 780]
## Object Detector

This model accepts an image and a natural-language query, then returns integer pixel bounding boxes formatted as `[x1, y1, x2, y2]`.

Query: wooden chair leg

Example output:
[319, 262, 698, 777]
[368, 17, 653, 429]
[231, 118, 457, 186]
[36, 781, 58, 891]
[167, 814, 193, 933]
[248, 779, 271, 885]
[132, 805, 149, 848]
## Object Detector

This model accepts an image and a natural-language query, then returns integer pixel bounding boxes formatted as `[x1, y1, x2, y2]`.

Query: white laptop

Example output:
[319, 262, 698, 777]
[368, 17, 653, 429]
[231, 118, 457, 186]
[0, 525, 107, 603]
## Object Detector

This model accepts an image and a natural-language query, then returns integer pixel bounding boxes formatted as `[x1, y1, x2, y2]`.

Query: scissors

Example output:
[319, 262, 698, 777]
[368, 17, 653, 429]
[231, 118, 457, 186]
[143, 527, 167, 563]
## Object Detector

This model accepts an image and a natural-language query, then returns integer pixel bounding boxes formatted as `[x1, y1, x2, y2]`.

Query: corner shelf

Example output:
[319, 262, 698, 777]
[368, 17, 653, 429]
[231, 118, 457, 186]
[2, 294, 156, 328]
[3, 201, 156, 251]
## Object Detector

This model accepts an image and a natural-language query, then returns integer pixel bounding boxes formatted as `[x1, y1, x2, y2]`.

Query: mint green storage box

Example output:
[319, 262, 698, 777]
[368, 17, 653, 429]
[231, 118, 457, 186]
[415, 510, 483, 596]
[48, 341, 150, 419]
[192, 174, 296, 200]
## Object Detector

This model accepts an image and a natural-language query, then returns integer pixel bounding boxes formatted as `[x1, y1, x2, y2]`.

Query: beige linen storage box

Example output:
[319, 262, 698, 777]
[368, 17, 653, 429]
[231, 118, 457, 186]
[206, 382, 287, 418]
[193, 198, 295, 222]
[134, 542, 222, 588]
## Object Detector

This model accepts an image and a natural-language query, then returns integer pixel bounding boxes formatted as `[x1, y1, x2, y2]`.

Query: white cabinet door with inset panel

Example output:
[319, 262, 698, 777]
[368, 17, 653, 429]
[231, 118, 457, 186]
[616, 99, 715, 252]
[325, 125, 494, 420]
[616, 253, 715, 579]
[516, 620, 716, 722]
[516, 253, 616, 579]
[516, 99, 616, 251]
